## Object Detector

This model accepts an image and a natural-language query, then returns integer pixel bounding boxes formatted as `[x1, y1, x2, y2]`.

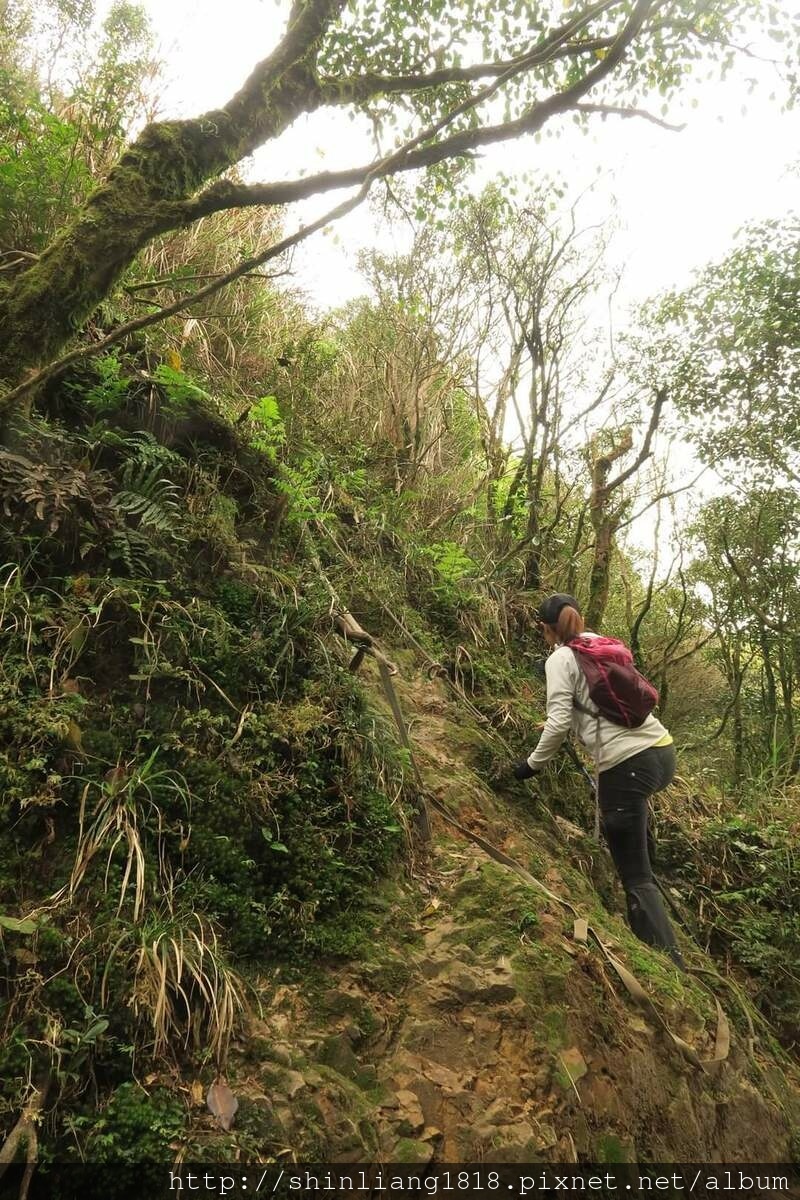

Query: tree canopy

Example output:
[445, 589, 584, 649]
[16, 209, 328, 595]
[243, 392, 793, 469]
[643, 214, 800, 483]
[1, 0, 798, 411]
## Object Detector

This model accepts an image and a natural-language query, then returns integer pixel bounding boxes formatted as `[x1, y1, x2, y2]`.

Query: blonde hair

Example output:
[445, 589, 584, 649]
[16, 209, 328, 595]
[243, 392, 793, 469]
[553, 605, 584, 644]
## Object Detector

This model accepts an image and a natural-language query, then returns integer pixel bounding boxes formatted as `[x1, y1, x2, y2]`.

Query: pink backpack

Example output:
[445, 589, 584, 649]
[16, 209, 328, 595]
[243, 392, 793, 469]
[567, 635, 658, 728]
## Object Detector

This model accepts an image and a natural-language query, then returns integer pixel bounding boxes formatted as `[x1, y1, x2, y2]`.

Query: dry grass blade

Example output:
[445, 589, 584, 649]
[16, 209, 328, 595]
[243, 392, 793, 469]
[131, 913, 245, 1065]
[63, 751, 191, 920]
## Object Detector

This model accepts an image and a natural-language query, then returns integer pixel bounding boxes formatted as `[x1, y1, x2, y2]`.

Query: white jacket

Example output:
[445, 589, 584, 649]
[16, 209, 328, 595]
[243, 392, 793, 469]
[527, 632, 669, 773]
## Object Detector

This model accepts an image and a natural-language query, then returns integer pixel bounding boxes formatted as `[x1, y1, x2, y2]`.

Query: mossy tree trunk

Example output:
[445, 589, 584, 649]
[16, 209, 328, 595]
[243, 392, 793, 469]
[0, 0, 669, 411]
[0, 0, 340, 390]
[584, 388, 666, 631]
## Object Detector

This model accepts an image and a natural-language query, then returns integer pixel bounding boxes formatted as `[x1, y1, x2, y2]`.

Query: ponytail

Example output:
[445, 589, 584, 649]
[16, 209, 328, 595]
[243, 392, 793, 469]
[555, 605, 584, 644]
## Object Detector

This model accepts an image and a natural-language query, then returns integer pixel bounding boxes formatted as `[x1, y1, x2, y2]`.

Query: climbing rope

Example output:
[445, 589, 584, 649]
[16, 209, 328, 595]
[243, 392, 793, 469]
[372, 651, 729, 1075]
[308, 520, 731, 1073]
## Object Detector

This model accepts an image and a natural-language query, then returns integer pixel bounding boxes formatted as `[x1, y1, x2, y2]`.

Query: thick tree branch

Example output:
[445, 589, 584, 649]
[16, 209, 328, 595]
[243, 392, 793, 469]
[9, 9, 611, 411]
[1, 0, 655, 413]
[0, 192, 368, 411]
[607, 385, 667, 491]
[184, 0, 656, 223]
[0, 0, 347, 390]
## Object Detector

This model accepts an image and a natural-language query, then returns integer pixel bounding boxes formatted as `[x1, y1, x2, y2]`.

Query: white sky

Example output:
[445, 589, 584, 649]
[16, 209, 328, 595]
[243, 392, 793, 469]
[97, 0, 799, 558]
[124, 0, 800, 315]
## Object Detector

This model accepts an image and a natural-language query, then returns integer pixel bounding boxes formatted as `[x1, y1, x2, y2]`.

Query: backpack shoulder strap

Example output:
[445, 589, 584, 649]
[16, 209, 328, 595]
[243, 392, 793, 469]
[566, 642, 598, 716]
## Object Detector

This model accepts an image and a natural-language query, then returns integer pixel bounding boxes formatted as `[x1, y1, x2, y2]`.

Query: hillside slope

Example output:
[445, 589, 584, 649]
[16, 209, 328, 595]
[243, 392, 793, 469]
[218, 653, 800, 1164]
[0, 361, 798, 1172]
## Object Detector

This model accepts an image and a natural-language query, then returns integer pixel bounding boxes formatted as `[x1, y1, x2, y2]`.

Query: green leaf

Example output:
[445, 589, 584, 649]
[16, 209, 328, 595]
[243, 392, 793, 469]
[0, 914, 36, 934]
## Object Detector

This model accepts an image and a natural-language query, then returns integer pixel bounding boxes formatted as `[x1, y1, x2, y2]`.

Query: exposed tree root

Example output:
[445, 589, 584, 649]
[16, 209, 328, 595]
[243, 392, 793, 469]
[0, 1076, 51, 1200]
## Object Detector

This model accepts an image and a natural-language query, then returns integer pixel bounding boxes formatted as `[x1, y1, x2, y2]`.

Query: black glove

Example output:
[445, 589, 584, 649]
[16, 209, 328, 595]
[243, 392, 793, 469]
[513, 758, 538, 781]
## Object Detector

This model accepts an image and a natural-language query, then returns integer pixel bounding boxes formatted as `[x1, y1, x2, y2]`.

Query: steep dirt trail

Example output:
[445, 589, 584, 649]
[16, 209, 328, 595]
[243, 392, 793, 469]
[226, 660, 800, 1164]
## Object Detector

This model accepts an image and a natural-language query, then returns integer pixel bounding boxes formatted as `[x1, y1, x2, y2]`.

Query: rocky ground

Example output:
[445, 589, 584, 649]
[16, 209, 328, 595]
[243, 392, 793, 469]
[182, 658, 800, 1165]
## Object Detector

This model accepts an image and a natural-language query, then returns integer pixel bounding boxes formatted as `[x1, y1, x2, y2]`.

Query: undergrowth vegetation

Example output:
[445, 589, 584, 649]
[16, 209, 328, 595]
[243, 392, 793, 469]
[0, 357, 415, 1160]
[1, 0, 798, 1167]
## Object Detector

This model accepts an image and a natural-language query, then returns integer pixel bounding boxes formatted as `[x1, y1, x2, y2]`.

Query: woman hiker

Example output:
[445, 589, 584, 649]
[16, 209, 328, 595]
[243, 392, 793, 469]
[513, 592, 685, 970]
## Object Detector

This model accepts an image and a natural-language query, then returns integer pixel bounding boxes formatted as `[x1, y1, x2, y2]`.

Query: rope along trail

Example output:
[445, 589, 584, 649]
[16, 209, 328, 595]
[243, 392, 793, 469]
[312, 519, 800, 1118]
[305, 518, 730, 1074]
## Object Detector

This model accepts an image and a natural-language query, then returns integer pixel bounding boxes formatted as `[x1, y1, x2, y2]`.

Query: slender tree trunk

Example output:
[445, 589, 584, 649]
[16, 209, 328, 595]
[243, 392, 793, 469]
[776, 639, 795, 748]
[565, 504, 587, 598]
[586, 515, 614, 630]
[657, 666, 669, 716]
[522, 504, 541, 590]
[584, 428, 632, 630]
[731, 641, 744, 783]
[758, 627, 778, 756]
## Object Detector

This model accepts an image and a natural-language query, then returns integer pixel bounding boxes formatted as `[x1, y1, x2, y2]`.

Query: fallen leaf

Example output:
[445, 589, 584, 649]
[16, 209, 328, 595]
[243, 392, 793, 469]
[207, 1077, 238, 1131]
[420, 898, 441, 918]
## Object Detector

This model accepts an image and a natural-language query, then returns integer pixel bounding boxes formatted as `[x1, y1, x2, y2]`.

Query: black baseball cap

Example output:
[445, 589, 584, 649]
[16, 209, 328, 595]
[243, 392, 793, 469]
[538, 593, 581, 625]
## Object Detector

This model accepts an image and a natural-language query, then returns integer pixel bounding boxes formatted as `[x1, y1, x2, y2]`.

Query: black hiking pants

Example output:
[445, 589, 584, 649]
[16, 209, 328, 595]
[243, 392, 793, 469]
[598, 743, 683, 967]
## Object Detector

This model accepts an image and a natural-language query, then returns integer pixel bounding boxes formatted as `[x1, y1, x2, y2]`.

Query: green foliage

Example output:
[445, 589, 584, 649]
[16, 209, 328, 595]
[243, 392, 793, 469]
[152, 363, 214, 413]
[275, 458, 332, 526]
[0, 88, 93, 252]
[69, 1082, 185, 1163]
[320, 0, 800, 145]
[664, 809, 800, 1038]
[0, 413, 191, 576]
[685, 486, 800, 779]
[423, 540, 476, 588]
[0, 0, 156, 252]
[640, 215, 800, 482]
[0, 343, 416, 1158]
[3, 7, 800, 1154]
[247, 394, 285, 462]
[77, 352, 130, 413]
[117, 457, 184, 537]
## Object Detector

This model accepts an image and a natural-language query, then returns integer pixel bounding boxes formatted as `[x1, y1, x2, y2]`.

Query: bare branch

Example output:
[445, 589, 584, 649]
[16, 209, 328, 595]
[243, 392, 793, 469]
[606, 385, 667, 491]
[124, 269, 290, 292]
[615, 464, 709, 531]
[573, 101, 685, 130]
[720, 532, 799, 636]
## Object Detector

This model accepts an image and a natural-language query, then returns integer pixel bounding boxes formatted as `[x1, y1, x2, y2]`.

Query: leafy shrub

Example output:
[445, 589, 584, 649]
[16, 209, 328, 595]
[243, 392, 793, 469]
[247, 394, 286, 461]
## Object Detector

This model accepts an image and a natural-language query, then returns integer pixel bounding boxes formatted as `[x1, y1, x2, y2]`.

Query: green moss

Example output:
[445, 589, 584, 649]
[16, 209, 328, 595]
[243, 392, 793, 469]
[595, 1133, 636, 1163]
[512, 943, 572, 1010]
[536, 1006, 569, 1052]
[394, 1137, 433, 1164]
